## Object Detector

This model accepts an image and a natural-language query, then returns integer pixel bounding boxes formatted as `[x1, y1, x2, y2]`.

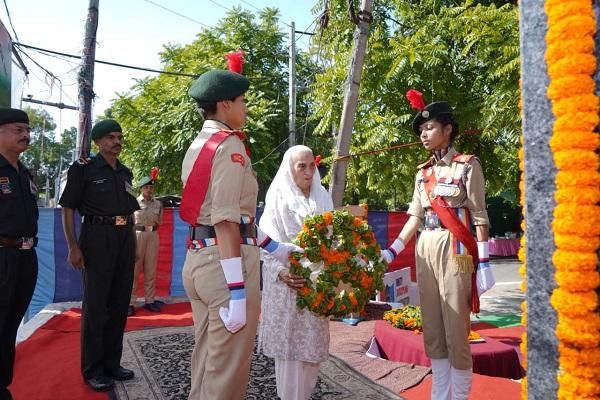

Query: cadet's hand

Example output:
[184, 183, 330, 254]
[68, 245, 85, 269]
[278, 270, 306, 290]
[219, 298, 246, 333]
[380, 238, 405, 264]
[270, 242, 304, 264]
[380, 249, 395, 264]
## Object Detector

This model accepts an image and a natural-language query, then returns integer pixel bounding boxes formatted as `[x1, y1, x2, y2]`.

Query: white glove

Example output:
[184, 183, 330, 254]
[256, 224, 303, 264]
[219, 298, 246, 334]
[476, 241, 495, 296]
[219, 257, 246, 333]
[380, 238, 405, 263]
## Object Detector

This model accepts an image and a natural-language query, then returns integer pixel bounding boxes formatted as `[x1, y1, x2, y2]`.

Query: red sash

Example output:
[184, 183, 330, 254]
[421, 159, 480, 313]
[179, 130, 233, 226]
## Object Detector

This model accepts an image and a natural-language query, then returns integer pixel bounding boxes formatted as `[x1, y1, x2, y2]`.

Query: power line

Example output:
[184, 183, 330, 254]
[14, 42, 200, 78]
[239, 0, 261, 11]
[251, 135, 290, 166]
[2, 0, 19, 41]
[14, 42, 287, 81]
[208, 0, 232, 12]
[141, 0, 212, 28]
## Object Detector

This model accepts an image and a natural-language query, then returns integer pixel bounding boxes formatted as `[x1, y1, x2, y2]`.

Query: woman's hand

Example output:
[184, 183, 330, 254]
[278, 269, 306, 290]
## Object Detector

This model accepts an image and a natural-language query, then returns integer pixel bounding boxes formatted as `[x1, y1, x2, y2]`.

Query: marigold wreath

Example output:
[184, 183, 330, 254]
[289, 210, 386, 317]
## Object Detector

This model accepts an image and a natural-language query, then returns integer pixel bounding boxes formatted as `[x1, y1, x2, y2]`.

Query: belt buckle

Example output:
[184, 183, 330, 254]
[115, 216, 128, 226]
[20, 237, 34, 250]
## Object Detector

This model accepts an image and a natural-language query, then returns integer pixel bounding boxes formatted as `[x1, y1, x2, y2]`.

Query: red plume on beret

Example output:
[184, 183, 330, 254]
[150, 167, 160, 181]
[406, 89, 425, 112]
[225, 50, 244, 74]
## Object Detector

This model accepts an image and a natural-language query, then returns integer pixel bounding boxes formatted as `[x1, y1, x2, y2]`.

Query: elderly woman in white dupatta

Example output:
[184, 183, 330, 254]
[258, 145, 333, 400]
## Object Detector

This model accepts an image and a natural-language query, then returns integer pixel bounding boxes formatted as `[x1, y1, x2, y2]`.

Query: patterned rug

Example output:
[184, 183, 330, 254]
[115, 326, 403, 400]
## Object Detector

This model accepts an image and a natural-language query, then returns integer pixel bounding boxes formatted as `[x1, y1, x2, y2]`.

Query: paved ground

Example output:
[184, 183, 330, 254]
[478, 257, 523, 317]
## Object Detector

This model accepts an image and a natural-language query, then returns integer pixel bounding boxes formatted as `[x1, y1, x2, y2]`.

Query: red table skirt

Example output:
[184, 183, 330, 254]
[489, 238, 521, 257]
[374, 320, 524, 379]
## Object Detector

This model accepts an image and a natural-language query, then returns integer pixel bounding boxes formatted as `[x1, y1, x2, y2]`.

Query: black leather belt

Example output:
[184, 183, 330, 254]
[189, 223, 257, 240]
[82, 215, 134, 226]
[135, 225, 156, 232]
[0, 236, 38, 249]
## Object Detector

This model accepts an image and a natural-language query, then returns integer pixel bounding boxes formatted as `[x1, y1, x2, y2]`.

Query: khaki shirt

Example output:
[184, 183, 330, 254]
[134, 195, 162, 226]
[407, 147, 489, 226]
[181, 120, 258, 226]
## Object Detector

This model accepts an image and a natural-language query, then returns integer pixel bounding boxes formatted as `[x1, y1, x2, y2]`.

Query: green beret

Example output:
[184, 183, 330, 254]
[91, 119, 122, 140]
[138, 176, 154, 188]
[412, 102, 454, 135]
[188, 70, 250, 103]
[0, 107, 29, 126]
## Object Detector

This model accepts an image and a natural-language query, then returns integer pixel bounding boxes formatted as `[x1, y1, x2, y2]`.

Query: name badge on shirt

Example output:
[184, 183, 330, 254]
[433, 183, 460, 197]
[1, 177, 11, 194]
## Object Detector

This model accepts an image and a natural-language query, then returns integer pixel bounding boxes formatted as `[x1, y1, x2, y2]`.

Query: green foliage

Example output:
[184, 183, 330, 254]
[310, 0, 520, 208]
[20, 107, 76, 203]
[109, 7, 319, 197]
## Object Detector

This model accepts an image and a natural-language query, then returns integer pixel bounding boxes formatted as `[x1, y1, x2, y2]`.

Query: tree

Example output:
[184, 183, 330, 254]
[309, 0, 520, 209]
[108, 7, 320, 197]
[21, 107, 77, 204]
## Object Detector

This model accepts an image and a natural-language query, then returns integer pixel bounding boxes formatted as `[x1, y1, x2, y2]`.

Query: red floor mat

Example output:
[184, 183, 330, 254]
[9, 302, 193, 400]
[402, 372, 522, 400]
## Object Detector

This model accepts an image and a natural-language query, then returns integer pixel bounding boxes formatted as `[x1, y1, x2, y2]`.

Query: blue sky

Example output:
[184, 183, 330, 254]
[1, 0, 318, 136]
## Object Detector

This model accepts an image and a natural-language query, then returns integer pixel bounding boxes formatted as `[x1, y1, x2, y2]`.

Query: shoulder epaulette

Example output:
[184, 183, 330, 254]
[452, 153, 474, 163]
[76, 156, 92, 165]
[417, 158, 433, 169]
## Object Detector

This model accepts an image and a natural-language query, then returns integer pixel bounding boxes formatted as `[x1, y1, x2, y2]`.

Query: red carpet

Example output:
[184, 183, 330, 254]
[9, 302, 193, 400]
[401, 372, 522, 400]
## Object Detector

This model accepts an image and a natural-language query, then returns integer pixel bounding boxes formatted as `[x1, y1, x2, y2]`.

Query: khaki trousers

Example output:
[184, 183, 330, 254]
[130, 231, 159, 305]
[182, 244, 260, 400]
[416, 230, 472, 370]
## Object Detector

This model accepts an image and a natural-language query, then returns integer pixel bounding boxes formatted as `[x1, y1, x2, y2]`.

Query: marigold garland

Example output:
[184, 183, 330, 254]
[383, 305, 423, 332]
[545, 0, 600, 397]
[554, 235, 600, 253]
[289, 210, 386, 317]
[517, 140, 527, 399]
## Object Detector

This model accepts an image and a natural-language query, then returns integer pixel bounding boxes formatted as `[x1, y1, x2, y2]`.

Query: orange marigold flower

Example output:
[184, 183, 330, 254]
[555, 171, 600, 190]
[546, 38, 594, 61]
[348, 292, 358, 306]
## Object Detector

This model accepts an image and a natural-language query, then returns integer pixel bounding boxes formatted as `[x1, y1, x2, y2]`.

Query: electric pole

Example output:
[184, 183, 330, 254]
[288, 21, 296, 147]
[77, 0, 99, 158]
[329, 0, 373, 207]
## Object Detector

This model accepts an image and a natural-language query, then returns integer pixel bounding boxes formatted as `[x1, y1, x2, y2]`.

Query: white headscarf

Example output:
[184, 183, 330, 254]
[259, 145, 333, 242]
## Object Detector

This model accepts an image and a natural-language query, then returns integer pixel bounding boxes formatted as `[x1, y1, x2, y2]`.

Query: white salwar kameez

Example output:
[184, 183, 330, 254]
[258, 145, 334, 400]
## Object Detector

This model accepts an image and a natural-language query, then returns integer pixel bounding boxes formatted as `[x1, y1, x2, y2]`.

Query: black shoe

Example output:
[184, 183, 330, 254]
[107, 367, 135, 381]
[85, 376, 114, 392]
[144, 302, 161, 312]
[127, 305, 135, 316]
[0, 387, 13, 400]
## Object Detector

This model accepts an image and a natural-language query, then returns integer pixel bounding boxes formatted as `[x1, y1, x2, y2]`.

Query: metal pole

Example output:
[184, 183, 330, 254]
[77, 0, 99, 158]
[288, 21, 296, 147]
[329, 0, 373, 207]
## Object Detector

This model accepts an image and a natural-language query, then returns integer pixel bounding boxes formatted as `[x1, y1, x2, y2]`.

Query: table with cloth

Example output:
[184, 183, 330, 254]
[489, 238, 521, 257]
[373, 320, 525, 380]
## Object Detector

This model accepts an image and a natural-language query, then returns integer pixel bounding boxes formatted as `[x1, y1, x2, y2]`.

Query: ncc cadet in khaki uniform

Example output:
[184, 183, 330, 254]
[382, 100, 490, 400]
[179, 58, 300, 400]
[59, 119, 139, 392]
[129, 172, 163, 316]
[0, 108, 38, 400]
